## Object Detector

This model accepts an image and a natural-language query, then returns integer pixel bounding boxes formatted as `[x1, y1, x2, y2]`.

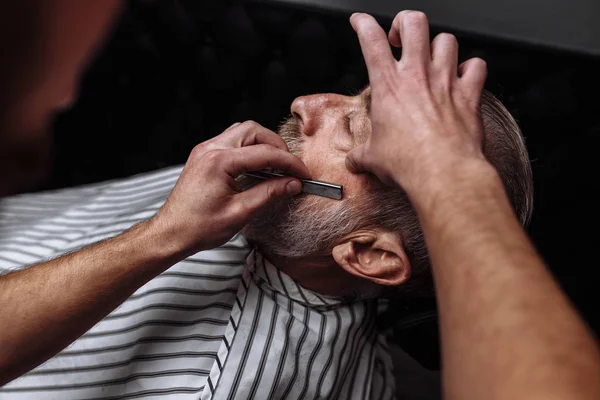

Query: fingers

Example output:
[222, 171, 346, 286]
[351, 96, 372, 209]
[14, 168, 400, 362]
[221, 144, 311, 179]
[459, 57, 487, 98]
[431, 33, 458, 78]
[234, 177, 303, 218]
[222, 120, 289, 151]
[389, 11, 431, 67]
[350, 13, 396, 83]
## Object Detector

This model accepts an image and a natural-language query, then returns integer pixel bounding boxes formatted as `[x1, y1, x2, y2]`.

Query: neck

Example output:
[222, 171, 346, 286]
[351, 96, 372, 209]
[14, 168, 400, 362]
[262, 250, 369, 298]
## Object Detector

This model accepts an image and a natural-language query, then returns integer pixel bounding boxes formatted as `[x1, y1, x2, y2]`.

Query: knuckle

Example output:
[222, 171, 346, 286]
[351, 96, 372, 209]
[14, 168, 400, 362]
[256, 143, 275, 154]
[364, 27, 382, 44]
[266, 184, 280, 201]
[240, 120, 260, 131]
[274, 135, 288, 149]
[454, 88, 477, 108]
[203, 149, 224, 164]
[229, 201, 249, 219]
[190, 143, 208, 159]
[401, 63, 428, 81]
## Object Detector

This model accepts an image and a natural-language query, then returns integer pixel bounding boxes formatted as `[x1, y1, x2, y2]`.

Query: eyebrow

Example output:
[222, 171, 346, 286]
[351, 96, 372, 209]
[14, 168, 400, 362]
[351, 85, 371, 144]
[360, 85, 372, 115]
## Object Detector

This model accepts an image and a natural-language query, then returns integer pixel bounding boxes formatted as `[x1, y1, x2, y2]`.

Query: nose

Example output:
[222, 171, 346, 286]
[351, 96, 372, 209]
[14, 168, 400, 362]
[291, 93, 351, 136]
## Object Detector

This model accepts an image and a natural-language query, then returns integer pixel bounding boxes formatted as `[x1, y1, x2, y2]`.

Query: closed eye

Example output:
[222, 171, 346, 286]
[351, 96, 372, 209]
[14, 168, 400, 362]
[342, 114, 352, 136]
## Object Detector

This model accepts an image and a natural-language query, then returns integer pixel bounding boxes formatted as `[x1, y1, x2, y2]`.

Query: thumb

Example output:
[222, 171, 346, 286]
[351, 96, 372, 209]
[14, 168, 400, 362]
[234, 177, 302, 218]
[346, 145, 368, 173]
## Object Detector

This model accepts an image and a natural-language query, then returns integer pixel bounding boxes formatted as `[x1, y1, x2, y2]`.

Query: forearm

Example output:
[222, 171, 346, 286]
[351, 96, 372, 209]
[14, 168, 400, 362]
[0, 219, 183, 385]
[0, 120, 309, 385]
[414, 164, 600, 400]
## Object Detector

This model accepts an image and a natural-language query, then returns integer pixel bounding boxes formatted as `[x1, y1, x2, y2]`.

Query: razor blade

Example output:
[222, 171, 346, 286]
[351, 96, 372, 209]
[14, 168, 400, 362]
[242, 170, 343, 200]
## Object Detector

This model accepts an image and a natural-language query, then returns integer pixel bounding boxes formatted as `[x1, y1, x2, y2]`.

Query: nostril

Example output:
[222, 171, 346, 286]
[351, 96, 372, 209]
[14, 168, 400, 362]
[292, 111, 302, 122]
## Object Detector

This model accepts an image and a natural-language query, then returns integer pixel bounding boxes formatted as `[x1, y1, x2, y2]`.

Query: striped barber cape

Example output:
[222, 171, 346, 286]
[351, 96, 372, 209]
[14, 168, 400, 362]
[0, 166, 395, 399]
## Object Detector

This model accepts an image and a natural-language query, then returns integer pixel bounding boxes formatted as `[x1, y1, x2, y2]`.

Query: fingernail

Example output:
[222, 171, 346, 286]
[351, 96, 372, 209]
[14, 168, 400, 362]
[286, 180, 302, 196]
[350, 12, 361, 20]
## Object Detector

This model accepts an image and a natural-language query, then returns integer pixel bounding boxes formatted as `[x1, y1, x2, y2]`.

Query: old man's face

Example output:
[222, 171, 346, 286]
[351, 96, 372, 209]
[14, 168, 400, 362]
[280, 87, 377, 201]
[245, 87, 388, 259]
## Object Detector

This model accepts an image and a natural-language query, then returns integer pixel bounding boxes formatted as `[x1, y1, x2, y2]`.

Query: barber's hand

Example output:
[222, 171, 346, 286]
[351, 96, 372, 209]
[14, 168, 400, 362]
[346, 11, 491, 199]
[152, 121, 309, 255]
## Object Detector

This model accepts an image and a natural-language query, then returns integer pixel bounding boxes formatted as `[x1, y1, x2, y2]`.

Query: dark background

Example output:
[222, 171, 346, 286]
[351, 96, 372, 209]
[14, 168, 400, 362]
[43, 0, 600, 370]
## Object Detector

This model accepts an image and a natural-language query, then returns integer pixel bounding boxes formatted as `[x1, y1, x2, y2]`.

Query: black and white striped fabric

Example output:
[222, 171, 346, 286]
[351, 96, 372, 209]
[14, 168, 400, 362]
[0, 166, 395, 399]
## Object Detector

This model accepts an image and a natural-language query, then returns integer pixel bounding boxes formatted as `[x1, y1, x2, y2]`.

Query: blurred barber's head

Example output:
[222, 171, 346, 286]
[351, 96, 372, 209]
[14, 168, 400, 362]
[245, 87, 533, 299]
[0, 1, 120, 195]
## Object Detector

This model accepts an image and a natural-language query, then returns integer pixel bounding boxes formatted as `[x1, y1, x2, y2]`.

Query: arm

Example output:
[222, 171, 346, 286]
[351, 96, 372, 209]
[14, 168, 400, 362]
[421, 164, 600, 400]
[0, 121, 309, 385]
[348, 11, 600, 400]
[0, 221, 179, 385]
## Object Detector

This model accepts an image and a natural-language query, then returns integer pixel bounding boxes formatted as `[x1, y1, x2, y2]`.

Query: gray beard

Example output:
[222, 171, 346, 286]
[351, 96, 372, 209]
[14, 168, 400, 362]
[243, 194, 358, 259]
[242, 116, 360, 259]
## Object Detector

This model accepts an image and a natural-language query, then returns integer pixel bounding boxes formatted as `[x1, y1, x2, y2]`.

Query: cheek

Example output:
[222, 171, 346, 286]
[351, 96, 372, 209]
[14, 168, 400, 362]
[300, 138, 329, 177]
[341, 175, 374, 201]
[304, 155, 358, 193]
[299, 131, 360, 187]
[302, 152, 327, 179]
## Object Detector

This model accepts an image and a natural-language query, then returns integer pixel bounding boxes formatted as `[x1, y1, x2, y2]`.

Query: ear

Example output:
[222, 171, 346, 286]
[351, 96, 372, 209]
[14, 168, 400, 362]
[332, 228, 410, 286]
